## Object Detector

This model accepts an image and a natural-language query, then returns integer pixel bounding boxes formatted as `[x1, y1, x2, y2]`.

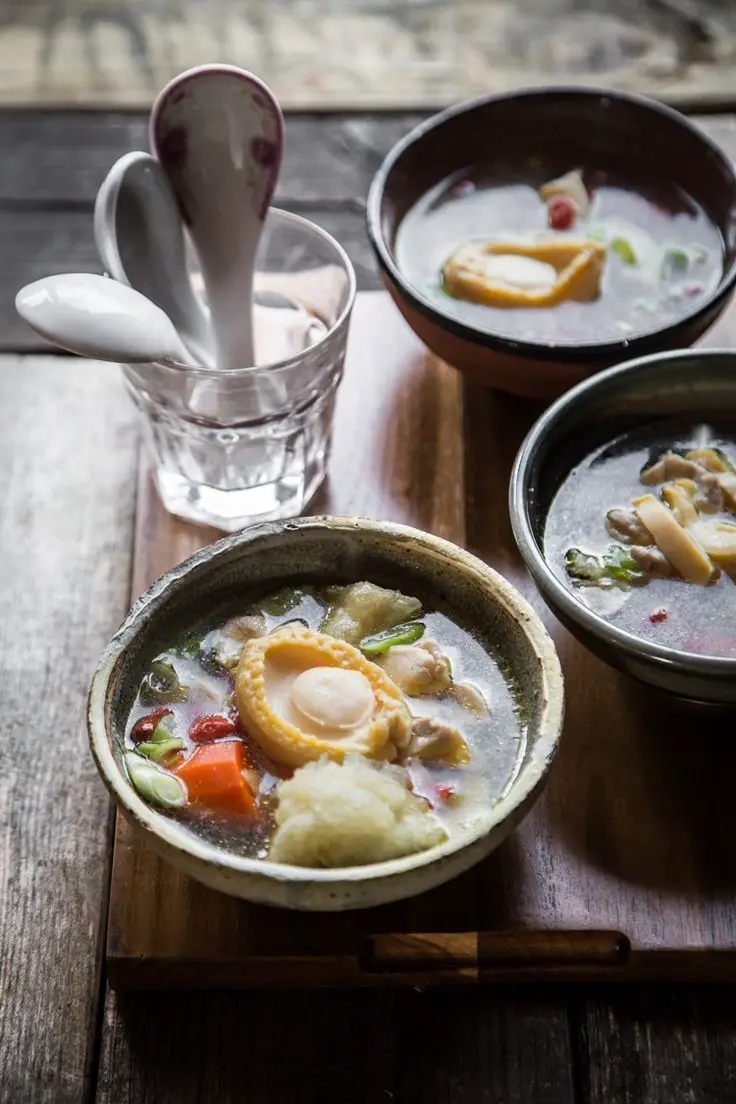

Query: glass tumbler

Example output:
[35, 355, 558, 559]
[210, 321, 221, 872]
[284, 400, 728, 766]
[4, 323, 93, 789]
[123, 208, 356, 531]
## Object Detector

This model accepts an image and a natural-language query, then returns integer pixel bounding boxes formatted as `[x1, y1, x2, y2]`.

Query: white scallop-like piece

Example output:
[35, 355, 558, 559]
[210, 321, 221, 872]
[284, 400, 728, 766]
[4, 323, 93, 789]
[291, 666, 375, 731]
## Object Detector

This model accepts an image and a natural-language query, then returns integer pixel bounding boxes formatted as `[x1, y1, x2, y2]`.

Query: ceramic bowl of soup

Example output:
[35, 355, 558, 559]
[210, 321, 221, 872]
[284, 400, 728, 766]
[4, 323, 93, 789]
[510, 347, 736, 705]
[367, 87, 736, 401]
[88, 517, 563, 910]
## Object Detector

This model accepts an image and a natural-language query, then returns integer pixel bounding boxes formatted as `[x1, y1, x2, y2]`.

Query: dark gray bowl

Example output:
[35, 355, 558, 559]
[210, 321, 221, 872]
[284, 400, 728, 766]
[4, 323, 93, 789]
[510, 348, 736, 706]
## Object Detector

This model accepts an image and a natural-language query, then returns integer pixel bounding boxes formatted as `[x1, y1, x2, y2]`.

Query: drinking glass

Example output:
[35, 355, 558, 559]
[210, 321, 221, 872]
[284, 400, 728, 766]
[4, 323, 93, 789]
[123, 208, 356, 531]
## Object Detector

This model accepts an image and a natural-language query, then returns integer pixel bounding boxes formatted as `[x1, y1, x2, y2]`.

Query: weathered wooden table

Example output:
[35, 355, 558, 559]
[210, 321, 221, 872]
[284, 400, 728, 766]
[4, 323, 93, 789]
[2, 109, 736, 1103]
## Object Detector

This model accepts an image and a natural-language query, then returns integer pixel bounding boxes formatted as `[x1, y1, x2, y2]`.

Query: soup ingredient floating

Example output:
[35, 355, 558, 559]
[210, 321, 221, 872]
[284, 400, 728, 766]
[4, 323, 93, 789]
[122, 580, 521, 868]
[443, 238, 606, 308]
[564, 444, 736, 591]
[395, 162, 723, 344]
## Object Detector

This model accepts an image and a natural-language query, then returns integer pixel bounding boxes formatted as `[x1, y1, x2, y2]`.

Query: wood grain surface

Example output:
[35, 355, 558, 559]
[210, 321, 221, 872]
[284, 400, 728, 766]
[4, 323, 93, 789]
[0, 357, 137, 1102]
[3, 108, 736, 1103]
[3, 111, 736, 354]
[2, 0, 736, 111]
[106, 291, 736, 990]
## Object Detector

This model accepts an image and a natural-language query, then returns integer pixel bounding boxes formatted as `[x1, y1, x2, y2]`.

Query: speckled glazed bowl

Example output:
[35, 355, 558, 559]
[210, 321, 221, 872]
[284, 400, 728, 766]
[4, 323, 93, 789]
[88, 516, 563, 911]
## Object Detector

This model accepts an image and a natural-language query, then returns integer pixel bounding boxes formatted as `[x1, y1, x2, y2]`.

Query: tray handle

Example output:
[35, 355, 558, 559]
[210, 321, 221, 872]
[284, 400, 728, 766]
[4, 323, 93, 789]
[362, 930, 630, 974]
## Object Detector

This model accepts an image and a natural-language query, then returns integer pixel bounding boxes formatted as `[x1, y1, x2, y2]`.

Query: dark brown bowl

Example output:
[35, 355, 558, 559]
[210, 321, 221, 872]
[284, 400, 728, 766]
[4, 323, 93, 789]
[367, 87, 736, 401]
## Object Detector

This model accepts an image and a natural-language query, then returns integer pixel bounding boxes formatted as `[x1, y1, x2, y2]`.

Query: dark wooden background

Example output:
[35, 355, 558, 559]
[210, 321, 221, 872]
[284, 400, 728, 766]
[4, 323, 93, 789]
[1, 109, 736, 1103]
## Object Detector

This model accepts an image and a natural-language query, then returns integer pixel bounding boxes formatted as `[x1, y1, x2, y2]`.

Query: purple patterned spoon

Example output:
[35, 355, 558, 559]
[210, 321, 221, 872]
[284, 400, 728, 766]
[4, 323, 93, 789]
[151, 64, 284, 370]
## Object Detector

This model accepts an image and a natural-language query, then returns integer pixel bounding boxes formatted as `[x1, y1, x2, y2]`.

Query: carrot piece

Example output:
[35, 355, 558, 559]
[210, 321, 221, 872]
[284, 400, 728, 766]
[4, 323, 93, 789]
[175, 741, 259, 818]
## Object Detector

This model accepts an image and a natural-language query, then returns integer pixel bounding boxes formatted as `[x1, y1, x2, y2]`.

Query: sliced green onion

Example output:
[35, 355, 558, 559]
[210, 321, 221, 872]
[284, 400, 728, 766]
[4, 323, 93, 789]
[139, 659, 188, 706]
[125, 752, 187, 808]
[360, 621, 426, 657]
[660, 247, 689, 280]
[136, 737, 185, 766]
[610, 237, 637, 265]
[585, 223, 606, 242]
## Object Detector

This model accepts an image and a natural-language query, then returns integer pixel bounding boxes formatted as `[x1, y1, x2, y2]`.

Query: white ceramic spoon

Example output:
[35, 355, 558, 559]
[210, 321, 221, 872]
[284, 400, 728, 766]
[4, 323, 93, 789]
[151, 64, 284, 370]
[93, 150, 213, 366]
[15, 273, 191, 364]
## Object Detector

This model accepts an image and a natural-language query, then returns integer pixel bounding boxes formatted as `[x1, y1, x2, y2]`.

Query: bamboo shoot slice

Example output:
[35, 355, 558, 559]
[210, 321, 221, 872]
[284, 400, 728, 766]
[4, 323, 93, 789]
[662, 482, 699, 527]
[633, 494, 715, 584]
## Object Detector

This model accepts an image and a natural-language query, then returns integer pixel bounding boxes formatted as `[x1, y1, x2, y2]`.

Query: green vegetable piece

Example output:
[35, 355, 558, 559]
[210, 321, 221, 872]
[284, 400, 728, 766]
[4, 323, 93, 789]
[601, 545, 648, 586]
[136, 737, 185, 766]
[360, 621, 426, 657]
[151, 715, 176, 742]
[611, 237, 637, 265]
[660, 247, 689, 280]
[125, 752, 187, 808]
[565, 545, 647, 588]
[171, 630, 205, 659]
[139, 659, 188, 706]
[585, 223, 606, 242]
[321, 582, 423, 644]
[258, 587, 306, 617]
[564, 548, 604, 583]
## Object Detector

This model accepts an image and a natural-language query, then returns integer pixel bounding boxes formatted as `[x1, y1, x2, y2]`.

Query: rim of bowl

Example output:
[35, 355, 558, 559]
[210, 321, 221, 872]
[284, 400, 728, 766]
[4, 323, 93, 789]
[367, 85, 736, 363]
[88, 515, 564, 887]
[148, 207, 357, 378]
[510, 345, 736, 672]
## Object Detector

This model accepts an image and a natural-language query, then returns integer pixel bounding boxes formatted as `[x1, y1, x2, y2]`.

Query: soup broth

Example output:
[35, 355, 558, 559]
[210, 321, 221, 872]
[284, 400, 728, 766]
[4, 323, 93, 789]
[123, 582, 525, 867]
[545, 424, 736, 657]
[396, 169, 723, 344]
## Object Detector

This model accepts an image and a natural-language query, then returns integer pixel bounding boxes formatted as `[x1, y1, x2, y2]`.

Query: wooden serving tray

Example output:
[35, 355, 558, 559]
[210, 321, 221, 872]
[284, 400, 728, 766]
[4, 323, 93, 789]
[107, 292, 736, 988]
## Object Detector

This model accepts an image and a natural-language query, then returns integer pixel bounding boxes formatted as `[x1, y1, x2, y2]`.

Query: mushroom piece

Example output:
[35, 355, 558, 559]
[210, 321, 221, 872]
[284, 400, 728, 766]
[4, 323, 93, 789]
[605, 508, 653, 545]
[408, 717, 470, 765]
[685, 448, 732, 474]
[633, 494, 715, 585]
[693, 473, 725, 515]
[640, 452, 706, 486]
[376, 640, 452, 698]
[629, 545, 672, 578]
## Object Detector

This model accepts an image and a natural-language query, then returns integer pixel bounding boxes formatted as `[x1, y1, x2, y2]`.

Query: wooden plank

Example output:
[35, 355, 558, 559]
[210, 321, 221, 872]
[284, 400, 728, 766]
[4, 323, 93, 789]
[2, 0, 736, 112]
[1, 111, 736, 352]
[95, 986, 574, 1104]
[0, 112, 427, 204]
[0, 357, 137, 1102]
[574, 987, 736, 1103]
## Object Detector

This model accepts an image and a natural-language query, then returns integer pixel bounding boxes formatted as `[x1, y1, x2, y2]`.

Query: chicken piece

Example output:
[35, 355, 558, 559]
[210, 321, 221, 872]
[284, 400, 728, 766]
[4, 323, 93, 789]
[442, 239, 605, 309]
[629, 545, 672, 578]
[225, 614, 267, 641]
[539, 168, 591, 218]
[640, 452, 705, 486]
[693, 473, 725, 515]
[377, 640, 452, 698]
[213, 614, 268, 668]
[605, 508, 653, 545]
[453, 682, 489, 716]
[633, 494, 715, 584]
[408, 717, 470, 765]
[662, 482, 699, 527]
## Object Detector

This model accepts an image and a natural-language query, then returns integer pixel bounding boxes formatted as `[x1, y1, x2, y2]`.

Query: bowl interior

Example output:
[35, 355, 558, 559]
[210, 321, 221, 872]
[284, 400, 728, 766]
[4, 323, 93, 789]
[371, 88, 736, 349]
[95, 520, 561, 880]
[521, 350, 736, 547]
